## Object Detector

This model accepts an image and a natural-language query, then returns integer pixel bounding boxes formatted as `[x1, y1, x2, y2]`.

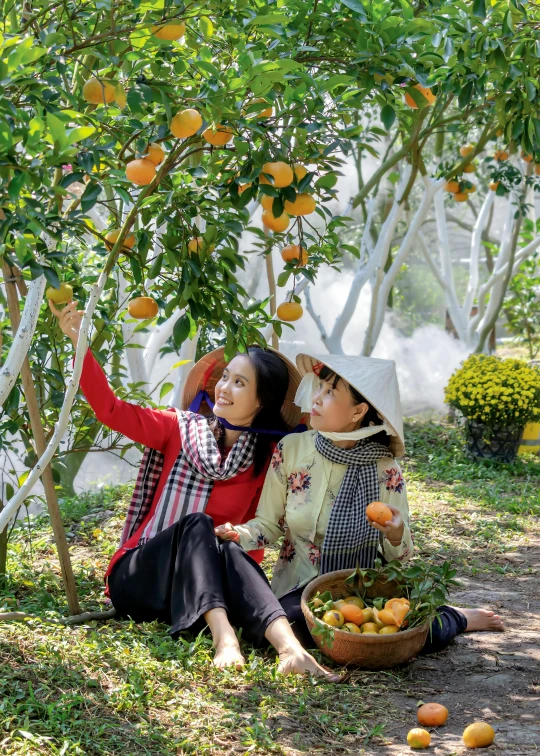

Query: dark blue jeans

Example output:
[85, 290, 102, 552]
[280, 587, 468, 655]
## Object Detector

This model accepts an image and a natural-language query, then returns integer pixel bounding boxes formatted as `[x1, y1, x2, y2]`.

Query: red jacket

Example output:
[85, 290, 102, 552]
[79, 351, 267, 583]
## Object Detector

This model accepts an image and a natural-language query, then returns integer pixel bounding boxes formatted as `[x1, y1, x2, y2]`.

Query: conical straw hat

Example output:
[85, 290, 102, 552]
[296, 353, 405, 458]
[182, 346, 303, 431]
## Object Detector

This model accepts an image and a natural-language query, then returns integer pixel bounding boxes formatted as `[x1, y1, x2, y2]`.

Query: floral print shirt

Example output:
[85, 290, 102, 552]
[233, 431, 413, 599]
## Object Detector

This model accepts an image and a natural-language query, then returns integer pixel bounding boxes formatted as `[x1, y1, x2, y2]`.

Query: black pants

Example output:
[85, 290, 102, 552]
[108, 512, 286, 644]
[109, 512, 467, 654]
[280, 586, 468, 654]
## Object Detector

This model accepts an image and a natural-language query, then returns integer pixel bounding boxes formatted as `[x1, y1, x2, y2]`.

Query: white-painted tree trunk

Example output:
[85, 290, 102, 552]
[0, 269, 108, 531]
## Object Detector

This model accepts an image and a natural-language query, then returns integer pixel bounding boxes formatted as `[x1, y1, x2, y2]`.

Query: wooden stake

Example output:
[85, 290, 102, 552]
[2, 263, 81, 615]
[265, 253, 279, 350]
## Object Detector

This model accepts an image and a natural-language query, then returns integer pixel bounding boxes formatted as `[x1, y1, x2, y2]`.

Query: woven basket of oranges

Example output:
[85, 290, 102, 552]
[301, 560, 457, 669]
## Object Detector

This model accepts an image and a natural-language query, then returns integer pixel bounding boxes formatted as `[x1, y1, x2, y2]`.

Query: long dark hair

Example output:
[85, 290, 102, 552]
[244, 346, 289, 474]
[318, 365, 391, 448]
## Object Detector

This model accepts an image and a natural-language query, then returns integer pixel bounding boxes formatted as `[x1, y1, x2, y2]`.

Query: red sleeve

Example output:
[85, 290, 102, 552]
[79, 350, 178, 453]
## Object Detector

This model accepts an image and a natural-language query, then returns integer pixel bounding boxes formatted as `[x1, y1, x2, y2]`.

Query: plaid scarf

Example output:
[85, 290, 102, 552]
[121, 410, 255, 547]
[316, 433, 393, 574]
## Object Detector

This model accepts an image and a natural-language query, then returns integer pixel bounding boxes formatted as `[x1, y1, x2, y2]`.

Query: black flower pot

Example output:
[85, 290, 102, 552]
[465, 420, 524, 463]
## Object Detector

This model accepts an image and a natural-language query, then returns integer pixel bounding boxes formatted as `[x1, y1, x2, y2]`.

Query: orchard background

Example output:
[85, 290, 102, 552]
[0, 1, 539, 753]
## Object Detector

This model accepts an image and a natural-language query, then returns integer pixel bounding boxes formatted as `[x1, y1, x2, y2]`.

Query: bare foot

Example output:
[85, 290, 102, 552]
[213, 641, 245, 670]
[454, 607, 505, 632]
[277, 645, 347, 682]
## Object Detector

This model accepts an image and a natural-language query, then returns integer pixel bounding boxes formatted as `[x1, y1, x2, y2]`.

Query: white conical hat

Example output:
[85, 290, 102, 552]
[295, 353, 405, 458]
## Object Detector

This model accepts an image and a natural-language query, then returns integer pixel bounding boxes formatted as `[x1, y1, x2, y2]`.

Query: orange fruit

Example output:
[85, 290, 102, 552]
[293, 163, 308, 181]
[454, 192, 469, 202]
[284, 193, 316, 216]
[404, 84, 436, 109]
[417, 703, 449, 727]
[46, 283, 73, 305]
[460, 144, 474, 157]
[128, 296, 159, 319]
[462, 722, 495, 749]
[188, 237, 204, 254]
[391, 602, 409, 628]
[494, 150, 509, 161]
[489, 181, 500, 191]
[360, 622, 379, 634]
[465, 184, 477, 193]
[322, 610, 344, 627]
[376, 608, 397, 626]
[203, 125, 233, 146]
[496, 128, 503, 137]
[262, 209, 290, 232]
[260, 194, 275, 211]
[260, 161, 294, 188]
[522, 151, 533, 162]
[152, 20, 186, 40]
[333, 599, 347, 610]
[171, 109, 202, 139]
[379, 625, 399, 634]
[105, 229, 135, 251]
[535, 164, 540, 175]
[359, 608, 375, 625]
[281, 244, 308, 265]
[343, 622, 361, 634]
[407, 728, 431, 749]
[343, 596, 364, 609]
[82, 77, 116, 105]
[385, 598, 410, 611]
[340, 604, 365, 625]
[463, 163, 476, 173]
[245, 98, 273, 118]
[277, 302, 303, 322]
[365, 501, 393, 525]
[125, 158, 156, 186]
[444, 181, 460, 193]
[145, 142, 165, 166]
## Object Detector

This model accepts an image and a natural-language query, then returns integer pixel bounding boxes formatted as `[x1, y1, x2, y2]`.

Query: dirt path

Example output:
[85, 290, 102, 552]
[363, 537, 540, 754]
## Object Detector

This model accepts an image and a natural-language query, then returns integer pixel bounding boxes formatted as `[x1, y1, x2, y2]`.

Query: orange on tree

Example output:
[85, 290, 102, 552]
[105, 229, 135, 251]
[522, 151, 533, 162]
[404, 84, 436, 109]
[417, 703, 449, 727]
[260, 194, 275, 211]
[366, 501, 393, 525]
[379, 624, 399, 634]
[126, 158, 156, 186]
[322, 609, 344, 627]
[277, 301, 303, 322]
[343, 622, 361, 633]
[462, 722, 495, 749]
[293, 163, 308, 181]
[188, 237, 203, 254]
[494, 150, 509, 161]
[203, 125, 233, 146]
[489, 181, 500, 191]
[82, 77, 116, 105]
[444, 180, 460, 193]
[460, 144, 475, 157]
[407, 728, 431, 749]
[262, 209, 290, 232]
[145, 142, 165, 166]
[171, 109, 203, 138]
[128, 296, 159, 319]
[340, 603, 365, 626]
[463, 163, 476, 173]
[454, 192, 469, 202]
[281, 244, 308, 265]
[260, 161, 294, 188]
[465, 183, 476, 193]
[152, 20, 186, 40]
[284, 193, 316, 216]
[46, 282, 73, 305]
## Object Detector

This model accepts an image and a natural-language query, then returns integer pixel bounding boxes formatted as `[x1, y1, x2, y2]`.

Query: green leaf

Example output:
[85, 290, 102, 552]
[199, 16, 214, 39]
[160, 382, 174, 400]
[43, 267, 60, 289]
[47, 112, 67, 147]
[247, 14, 290, 26]
[80, 181, 101, 212]
[380, 104, 396, 130]
[173, 313, 191, 348]
[472, 0, 486, 18]
[277, 270, 291, 287]
[399, 0, 414, 20]
[338, 0, 368, 20]
[148, 253, 163, 279]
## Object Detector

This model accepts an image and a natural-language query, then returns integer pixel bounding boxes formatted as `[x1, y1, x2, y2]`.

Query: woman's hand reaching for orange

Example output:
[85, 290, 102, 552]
[368, 503, 404, 547]
[49, 300, 84, 347]
[214, 522, 240, 542]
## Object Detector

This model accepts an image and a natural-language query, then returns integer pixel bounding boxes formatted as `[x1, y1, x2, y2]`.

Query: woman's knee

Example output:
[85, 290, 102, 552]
[182, 512, 215, 529]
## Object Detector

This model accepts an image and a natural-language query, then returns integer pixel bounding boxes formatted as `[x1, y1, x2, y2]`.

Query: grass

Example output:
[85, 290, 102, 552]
[0, 419, 539, 754]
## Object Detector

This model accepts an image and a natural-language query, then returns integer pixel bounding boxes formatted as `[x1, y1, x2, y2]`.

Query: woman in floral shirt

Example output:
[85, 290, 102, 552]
[217, 354, 504, 652]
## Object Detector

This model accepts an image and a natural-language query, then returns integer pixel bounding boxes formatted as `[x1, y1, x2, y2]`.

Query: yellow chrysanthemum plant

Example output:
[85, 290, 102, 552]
[445, 355, 540, 431]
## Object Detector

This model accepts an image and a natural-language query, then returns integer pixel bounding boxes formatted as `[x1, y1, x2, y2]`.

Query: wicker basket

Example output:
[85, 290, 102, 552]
[301, 569, 430, 669]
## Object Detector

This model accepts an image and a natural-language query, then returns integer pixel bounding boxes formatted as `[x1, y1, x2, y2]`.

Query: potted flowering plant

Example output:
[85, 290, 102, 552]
[445, 355, 540, 462]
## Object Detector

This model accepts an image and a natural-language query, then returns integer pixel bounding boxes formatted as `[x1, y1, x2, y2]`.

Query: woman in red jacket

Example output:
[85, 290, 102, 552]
[52, 301, 339, 679]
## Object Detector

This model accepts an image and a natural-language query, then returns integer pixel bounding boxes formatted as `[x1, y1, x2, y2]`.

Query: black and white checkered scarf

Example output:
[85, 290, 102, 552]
[315, 433, 393, 574]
